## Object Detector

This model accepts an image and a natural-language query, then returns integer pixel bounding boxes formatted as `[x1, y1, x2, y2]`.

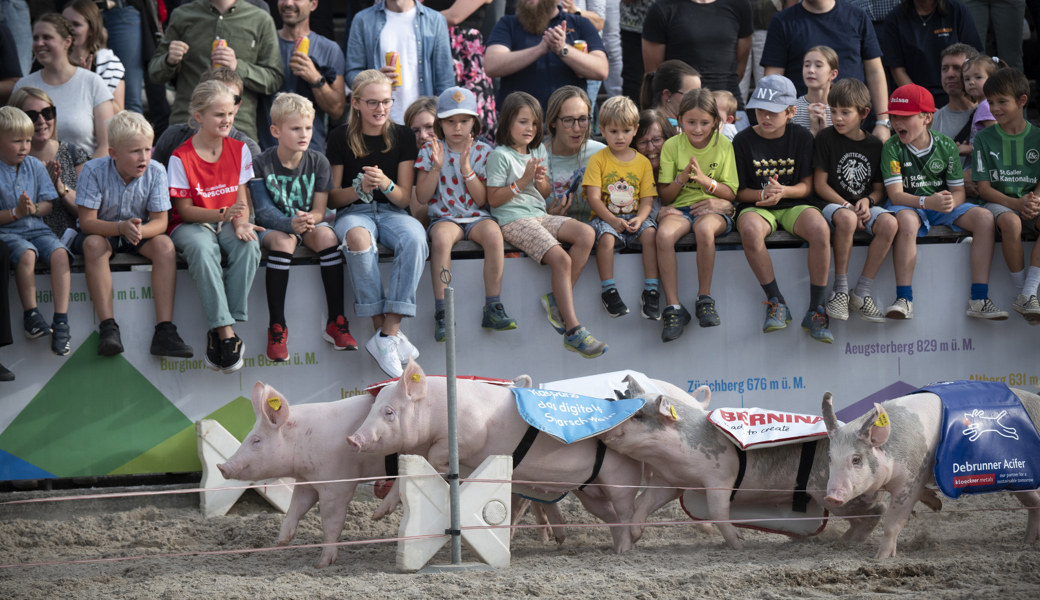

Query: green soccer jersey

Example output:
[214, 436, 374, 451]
[880, 131, 964, 197]
[971, 122, 1040, 200]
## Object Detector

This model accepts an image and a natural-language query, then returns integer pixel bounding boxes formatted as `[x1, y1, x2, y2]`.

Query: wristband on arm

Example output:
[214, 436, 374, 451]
[919, 196, 927, 209]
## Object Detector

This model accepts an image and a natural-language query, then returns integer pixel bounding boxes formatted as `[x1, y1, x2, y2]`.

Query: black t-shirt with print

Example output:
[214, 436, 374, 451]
[733, 122, 815, 210]
[327, 123, 419, 206]
[811, 126, 883, 208]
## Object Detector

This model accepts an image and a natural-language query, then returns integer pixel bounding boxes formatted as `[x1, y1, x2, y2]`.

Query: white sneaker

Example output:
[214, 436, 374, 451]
[397, 330, 420, 363]
[1012, 294, 1040, 325]
[885, 297, 914, 320]
[825, 291, 849, 321]
[966, 298, 1008, 320]
[367, 332, 404, 378]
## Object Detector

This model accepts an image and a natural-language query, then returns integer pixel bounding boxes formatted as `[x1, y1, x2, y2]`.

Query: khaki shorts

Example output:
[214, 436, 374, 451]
[737, 205, 820, 234]
[500, 215, 571, 263]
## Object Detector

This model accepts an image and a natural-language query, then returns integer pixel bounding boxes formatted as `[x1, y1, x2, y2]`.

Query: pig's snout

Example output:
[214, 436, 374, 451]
[217, 462, 235, 480]
[347, 435, 366, 453]
[824, 491, 848, 507]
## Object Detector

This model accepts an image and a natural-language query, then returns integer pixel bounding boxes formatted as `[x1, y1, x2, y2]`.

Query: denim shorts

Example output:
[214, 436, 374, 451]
[821, 204, 893, 237]
[887, 202, 974, 237]
[671, 206, 734, 236]
[0, 230, 71, 265]
[426, 216, 496, 239]
[589, 214, 656, 250]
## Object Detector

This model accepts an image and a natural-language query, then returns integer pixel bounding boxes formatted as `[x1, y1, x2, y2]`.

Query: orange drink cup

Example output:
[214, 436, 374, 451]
[294, 36, 309, 55]
[212, 38, 227, 67]
[385, 51, 402, 87]
[574, 40, 588, 53]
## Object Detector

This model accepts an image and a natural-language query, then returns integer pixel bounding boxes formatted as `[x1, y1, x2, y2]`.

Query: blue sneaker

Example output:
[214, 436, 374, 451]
[762, 298, 792, 333]
[482, 302, 518, 331]
[51, 321, 71, 356]
[801, 306, 834, 344]
[564, 326, 608, 358]
[434, 309, 446, 343]
[540, 293, 566, 334]
[24, 310, 51, 339]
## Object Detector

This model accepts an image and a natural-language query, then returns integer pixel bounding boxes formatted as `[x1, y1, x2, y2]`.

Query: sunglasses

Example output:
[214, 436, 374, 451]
[22, 106, 56, 122]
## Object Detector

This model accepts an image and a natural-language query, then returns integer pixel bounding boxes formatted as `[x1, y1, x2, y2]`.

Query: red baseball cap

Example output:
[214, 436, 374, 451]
[879, 84, 936, 116]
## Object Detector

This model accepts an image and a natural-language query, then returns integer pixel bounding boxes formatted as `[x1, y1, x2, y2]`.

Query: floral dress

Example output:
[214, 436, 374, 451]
[42, 141, 90, 238]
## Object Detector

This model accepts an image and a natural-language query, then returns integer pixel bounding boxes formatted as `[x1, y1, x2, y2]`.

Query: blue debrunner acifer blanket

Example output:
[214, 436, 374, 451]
[918, 381, 1040, 499]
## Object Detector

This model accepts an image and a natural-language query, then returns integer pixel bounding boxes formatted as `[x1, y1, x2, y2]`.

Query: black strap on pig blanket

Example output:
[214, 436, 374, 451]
[385, 454, 398, 478]
[513, 425, 606, 493]
[728, 440, 816, 512]
[731, 448, 747, 502]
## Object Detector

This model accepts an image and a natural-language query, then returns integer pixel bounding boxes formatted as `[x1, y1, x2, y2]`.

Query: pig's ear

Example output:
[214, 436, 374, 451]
[250, 381, 267, 417]
[822, 392, 840, 433]
[655, 396, 680, 423]
[691, 385, 711, 410]
[623, 375, 646, 398]
[858, 403, 890, 447]
[260, 385, 291, 428]
[402, 358, 427, 402]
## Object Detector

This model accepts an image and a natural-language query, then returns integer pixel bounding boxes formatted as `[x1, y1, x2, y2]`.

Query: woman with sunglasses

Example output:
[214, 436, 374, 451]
[9, 87, 90, 239]
[12, 13, 114, 158]
[543, 86, 606, 222]
[327, 70, 425, 379]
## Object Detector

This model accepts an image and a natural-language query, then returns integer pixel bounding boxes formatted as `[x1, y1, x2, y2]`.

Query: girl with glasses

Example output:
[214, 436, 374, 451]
[12, 13, 114, 158]
[10, 86, 90, 240]
[328, 70, 427, 378]
[543, 86, 606, 222]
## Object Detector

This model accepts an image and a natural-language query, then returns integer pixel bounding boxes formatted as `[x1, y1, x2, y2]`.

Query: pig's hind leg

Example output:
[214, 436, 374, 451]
[631, 477, 681, 544]
[314, 483, 358, 568]
[1015, 490, 1040, 543]
[277, 483, 319, 546]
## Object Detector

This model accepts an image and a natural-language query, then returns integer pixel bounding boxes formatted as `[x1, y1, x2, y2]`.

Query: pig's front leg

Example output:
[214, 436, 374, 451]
[372, 479, 401, 520]
[833, 493, 884, 543]
[631, 478, 680, 544]
[876, 479, 924, 558]
[705, 487, 743, 550]
[1015, 490, 1040, 543]
[540, 502, 567, 545]
[314, 483, 358, 568]
[277, 483, 319, 546]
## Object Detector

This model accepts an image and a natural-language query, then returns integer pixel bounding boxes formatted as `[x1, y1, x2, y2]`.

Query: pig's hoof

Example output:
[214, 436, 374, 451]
[315, 552, 338, 568]
[276, 537, 292, 547]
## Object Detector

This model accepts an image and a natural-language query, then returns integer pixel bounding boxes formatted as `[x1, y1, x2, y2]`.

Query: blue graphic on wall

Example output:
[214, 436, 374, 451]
[513, 388, 644, 444]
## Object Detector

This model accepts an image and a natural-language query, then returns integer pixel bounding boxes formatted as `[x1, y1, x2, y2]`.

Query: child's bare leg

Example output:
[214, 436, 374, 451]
[543, 245, 578, 330]
[429, 221, 463, 300]
[468, 219, 504, 297]
[595, 234, 615, 282]
[792, 208, 830, 287]
[16, 251, 37, 310]
[737, 212, 776, 285]
[995, 211, 1024, 274]
[655, 216, 691, 306]
[83, 235, 115, 320]
[138, 235, 178, 323]
[639, 227, 658, 280]
[49, 249, 70, 314]
[893, 210, 921, 286]
[862, 213, 897, 279]
[381, 313, 403, 336]
[955, 207, 995, 284]
[693, 215, 726, 296]
[557, 220, 594, 287]
[831, 208, 857, 277]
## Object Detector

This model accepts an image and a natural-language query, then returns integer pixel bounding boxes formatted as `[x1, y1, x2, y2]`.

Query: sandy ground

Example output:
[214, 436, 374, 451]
[1, 489, 1039, 599]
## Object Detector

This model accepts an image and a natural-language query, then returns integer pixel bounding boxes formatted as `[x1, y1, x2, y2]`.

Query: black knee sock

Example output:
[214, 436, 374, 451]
[809, 284, 827, 310]
[319, 247, 344, 324]
[266, 251, 292, 327]
[762, 280, 785, 305]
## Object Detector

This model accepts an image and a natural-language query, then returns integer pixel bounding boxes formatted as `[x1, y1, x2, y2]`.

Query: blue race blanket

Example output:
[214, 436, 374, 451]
[922, 381, 1040, 499]
[512, 388, 645, 444]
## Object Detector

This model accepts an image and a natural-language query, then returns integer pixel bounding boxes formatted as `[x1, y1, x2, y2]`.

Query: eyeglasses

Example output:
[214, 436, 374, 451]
[361, 98, 394, 110]
[636, 137, 665, 149]
[22, 106, 56, 122]
[557, 116, 590, 129]
[233, 95, 242, 106]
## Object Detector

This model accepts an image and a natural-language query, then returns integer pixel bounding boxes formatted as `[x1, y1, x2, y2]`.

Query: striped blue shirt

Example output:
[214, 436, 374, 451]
[75, 157, 171, 223]
[0, 156, 58, 236]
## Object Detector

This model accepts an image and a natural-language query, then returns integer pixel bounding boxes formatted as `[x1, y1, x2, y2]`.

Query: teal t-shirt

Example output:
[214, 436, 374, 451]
[485, 144, 549, 226]
[971, 121, 1040, 201]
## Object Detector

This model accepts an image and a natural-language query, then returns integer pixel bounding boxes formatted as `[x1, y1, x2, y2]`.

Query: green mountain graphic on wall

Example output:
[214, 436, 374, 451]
[0, 332, 257, 478]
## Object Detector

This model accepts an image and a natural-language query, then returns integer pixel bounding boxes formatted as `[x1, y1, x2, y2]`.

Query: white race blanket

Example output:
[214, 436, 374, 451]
[707, 408, 843, 450]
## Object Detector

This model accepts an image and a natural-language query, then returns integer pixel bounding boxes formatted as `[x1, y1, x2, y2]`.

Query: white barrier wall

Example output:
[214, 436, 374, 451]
[0, 243, 1034, 480]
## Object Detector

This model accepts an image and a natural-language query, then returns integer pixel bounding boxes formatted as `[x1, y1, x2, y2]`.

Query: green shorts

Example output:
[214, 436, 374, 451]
[737, 205, 821, 234]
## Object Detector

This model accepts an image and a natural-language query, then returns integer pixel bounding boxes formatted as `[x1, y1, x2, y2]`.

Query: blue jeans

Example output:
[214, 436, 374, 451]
[334, 203, 428, 318]
[0, 0, 32, 77]
[103, 5, 143, 113]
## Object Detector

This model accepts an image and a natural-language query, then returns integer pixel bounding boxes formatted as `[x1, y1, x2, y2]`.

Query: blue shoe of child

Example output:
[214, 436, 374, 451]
[540, 293, 566, 334]
[762, 298, 792, 333]
[564, 326, 608, 358]
[24, 310, 51, 339]
[51, 321, 72, 356]
[801, 306, 834, 344]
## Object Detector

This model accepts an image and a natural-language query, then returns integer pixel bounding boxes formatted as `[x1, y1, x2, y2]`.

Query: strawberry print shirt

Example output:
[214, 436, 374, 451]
[167, 136, 253, 234]
[415, 140, 492, 223]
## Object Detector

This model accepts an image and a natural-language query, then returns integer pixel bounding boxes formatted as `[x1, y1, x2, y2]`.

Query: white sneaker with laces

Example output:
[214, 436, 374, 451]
[380, 327, 420, 363]
[367, 332, 404, 378]
[966, 298, 1008, 320]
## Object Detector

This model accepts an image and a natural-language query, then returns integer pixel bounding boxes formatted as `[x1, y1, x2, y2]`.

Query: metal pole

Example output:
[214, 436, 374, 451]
[442, 269, 462, 565]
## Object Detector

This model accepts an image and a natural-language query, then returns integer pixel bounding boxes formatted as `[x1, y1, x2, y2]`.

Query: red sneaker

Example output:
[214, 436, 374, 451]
[267, 324, 289, 361]
[323, 315, 358, 350]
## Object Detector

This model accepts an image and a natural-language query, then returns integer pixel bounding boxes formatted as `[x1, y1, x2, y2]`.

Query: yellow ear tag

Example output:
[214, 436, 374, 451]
[669, 405, 678, 420]
[874, 413, 889, 427]
[267, 397, 281, 411]
[410, 373, 421, 383]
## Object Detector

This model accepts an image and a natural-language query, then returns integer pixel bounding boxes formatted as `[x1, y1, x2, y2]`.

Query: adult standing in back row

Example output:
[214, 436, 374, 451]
[761, 0, 890, 141]
[641, 0, 753, 112]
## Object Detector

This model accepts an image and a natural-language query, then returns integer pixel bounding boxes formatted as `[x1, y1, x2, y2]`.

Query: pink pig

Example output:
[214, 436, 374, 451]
[217, 382, 387, 568]
[822, 389, 1040, 558]
[346, 359, 644, 552]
